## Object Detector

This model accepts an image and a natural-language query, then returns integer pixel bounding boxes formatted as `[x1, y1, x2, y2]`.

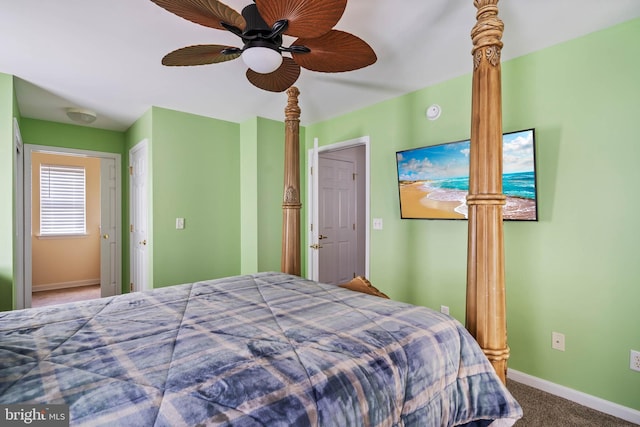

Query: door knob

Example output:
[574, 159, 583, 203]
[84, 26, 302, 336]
[319, 234, 328, 240]
[102, 234, 109, 240]
[309, 244, 323, 250]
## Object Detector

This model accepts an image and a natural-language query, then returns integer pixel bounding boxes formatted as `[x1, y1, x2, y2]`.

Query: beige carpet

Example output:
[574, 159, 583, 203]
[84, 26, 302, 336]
[31, 284, 101, 307]
[507, 379, 638, 426]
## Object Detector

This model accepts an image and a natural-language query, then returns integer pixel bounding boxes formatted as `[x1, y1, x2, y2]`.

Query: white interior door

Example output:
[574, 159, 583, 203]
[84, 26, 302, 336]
[129, 140, 149, 292]
[307, 137, 371, 285]
[100, 157, 119, 297]
[318, 156, 356, 285]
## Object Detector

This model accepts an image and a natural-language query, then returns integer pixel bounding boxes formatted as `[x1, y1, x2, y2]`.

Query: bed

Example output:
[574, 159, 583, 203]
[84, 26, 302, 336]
[1, 272, 521, 426]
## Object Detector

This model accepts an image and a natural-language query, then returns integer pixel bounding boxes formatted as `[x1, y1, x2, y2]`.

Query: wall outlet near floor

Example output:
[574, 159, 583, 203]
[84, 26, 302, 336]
[631, 350, 640, 372]
[440, 305, 449, 315]
[552, 332, 565, 351]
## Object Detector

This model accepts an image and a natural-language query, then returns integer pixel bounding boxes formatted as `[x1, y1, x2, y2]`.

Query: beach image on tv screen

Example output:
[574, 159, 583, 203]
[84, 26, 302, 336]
[396, 129, 538, 221]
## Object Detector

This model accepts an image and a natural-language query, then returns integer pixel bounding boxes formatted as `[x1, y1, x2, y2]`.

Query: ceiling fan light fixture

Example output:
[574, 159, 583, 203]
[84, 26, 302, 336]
[241, 46, 283, 74]
[151, 0, 376, 91]
[66, 108, 97, 124]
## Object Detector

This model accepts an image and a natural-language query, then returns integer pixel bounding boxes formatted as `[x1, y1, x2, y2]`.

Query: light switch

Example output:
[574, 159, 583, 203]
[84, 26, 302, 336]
[373, 218, 383, 230]
[176, 218, 185, 229]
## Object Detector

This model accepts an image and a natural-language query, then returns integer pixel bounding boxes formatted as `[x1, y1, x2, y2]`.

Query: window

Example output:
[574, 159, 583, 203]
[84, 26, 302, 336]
[40, 164, 86, 236]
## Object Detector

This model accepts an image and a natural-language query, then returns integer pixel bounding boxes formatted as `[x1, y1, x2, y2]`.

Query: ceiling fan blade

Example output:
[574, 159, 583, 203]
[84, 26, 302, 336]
[255, 0, 346, 38]
[162, 45, 240, 66]
[292, 30, 377, 73]
[246, 57, 301, 92]
[150, 0, 245, 31]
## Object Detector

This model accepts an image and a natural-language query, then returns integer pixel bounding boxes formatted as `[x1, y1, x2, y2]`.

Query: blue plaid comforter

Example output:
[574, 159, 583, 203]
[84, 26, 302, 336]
[0, 272, 521, 426]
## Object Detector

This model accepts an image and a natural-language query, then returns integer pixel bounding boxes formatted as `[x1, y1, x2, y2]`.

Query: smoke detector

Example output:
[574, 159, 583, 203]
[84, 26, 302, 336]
[426, 104, 441, 121]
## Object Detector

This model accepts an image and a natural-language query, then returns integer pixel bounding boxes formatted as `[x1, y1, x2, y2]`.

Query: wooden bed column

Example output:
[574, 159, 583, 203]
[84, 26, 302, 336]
[281, 86, 302, 275]
[466, 0, 509, 383]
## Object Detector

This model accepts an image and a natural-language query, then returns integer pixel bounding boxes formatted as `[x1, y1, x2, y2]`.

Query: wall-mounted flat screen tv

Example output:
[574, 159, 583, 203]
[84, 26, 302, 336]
[396, 128, 538, 221]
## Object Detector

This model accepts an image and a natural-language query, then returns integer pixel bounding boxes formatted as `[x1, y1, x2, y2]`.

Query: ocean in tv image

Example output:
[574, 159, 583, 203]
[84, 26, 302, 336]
[396, 129, 538, 220]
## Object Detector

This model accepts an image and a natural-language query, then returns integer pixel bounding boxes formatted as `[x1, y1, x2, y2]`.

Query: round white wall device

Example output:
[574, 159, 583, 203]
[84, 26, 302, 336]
[426, 104, 441, 121]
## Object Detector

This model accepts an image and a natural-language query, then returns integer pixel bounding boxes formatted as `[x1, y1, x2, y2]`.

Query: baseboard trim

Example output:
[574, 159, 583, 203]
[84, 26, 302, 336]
[508, 369, 640, 424]
[33, 279, 100, 293]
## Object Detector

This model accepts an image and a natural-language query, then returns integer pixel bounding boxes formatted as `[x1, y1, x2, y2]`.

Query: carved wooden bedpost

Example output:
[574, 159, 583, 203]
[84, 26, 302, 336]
[466, 0, 509, 383]
[281, 86, 301, 275]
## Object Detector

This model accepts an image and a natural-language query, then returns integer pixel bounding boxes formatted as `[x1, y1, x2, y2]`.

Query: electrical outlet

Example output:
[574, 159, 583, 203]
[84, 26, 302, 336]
[440, 305, 449, 315]
[552, 332, 565, 351]
[176, 217, 185, 230]
[631, 350, 640, 372]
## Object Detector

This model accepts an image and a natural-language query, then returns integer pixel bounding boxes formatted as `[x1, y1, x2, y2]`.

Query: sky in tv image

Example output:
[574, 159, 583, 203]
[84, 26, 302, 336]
[396, 129, 537, 220]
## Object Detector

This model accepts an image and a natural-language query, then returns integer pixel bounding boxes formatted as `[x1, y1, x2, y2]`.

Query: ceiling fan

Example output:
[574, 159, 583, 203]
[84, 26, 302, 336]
[150, 0, 377, 92]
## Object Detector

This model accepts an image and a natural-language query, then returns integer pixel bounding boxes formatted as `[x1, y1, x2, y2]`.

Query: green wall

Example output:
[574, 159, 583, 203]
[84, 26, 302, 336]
[305, 18, 640, 410]
[240, 117, 259, 273]
[125, 109, 286, 287]
[20, 118, 125, 154]
[256, 117, 288, 272]
[148, 107, 242, 286]
[240, 116, 298, 274]
[502, 18, 640, 410]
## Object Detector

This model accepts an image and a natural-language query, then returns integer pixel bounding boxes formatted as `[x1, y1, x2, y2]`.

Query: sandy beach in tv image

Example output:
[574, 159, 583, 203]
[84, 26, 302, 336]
[396, 130, 537, 220]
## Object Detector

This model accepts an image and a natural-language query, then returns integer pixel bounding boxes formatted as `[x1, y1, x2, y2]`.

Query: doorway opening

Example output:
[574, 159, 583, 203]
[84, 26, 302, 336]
[307, 136, 370, 284]
[19, 145, 122, 309]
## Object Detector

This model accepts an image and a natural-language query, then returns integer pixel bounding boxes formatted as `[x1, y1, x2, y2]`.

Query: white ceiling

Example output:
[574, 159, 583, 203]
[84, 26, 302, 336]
[2, 1, 639, 131]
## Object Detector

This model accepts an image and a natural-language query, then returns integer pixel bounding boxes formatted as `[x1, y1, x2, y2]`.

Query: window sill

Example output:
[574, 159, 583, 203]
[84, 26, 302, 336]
[36, 233, 89, 240]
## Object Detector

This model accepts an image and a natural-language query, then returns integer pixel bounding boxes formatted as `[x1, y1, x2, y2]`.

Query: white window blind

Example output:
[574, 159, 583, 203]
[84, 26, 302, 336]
[40, 164, 86, 236]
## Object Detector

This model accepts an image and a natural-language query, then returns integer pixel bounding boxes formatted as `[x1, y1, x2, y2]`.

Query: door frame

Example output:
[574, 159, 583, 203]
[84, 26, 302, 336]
[13, 119, 24, 309]
[307, 136, 370, 281]
[19, 144, 122, 309]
